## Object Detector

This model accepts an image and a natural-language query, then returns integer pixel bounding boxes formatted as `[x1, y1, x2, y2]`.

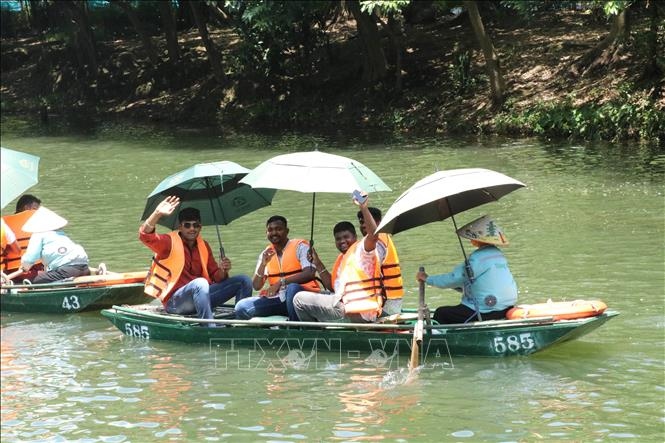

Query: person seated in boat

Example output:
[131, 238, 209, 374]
[357, 206, 404, 316]
[234, 215, 319, 321]
[15, 206, 91, 284]
[1, 194, 44, 282]
[140, 196, 252, 324]
[416, 215, 517, 324]
[1, 219, 21, 283]
[293, 191, 386, 323]
[307, 221, 357, 294]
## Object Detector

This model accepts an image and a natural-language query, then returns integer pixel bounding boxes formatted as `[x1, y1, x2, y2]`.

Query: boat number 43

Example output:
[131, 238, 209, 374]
[124, 323, 150, 339]
[492, 333, 535, 353]
[61, 296, 80, 310]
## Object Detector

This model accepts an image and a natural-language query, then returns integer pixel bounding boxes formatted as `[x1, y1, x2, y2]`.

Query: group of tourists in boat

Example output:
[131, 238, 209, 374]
[137, 190, 517, 326]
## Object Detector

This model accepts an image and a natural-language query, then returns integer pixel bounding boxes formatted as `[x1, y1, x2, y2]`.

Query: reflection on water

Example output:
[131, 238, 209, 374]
[1, 120, 663, 441]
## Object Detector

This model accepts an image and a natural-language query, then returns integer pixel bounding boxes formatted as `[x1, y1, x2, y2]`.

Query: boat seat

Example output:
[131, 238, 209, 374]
[248, 315, 289, 323]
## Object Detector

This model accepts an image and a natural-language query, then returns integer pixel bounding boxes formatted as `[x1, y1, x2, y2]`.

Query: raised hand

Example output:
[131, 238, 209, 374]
[156, 196, 180, 217]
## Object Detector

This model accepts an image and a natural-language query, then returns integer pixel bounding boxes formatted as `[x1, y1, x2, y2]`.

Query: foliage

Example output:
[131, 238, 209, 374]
[360, 0, 410, 15]
[494, 90, 664, 142]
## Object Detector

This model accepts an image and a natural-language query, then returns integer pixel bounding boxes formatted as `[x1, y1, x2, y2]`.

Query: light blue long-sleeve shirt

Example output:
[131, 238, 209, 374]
[426, 245, 517, 312]
[22, 230, 89, 271]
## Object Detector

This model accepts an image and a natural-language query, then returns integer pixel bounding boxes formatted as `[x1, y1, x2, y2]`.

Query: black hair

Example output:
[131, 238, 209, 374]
[266, 215, 287, 227]
[15, 194, 41, 213]
[333, 221, 356, 236]
[357, 207, 382, 222]
[178, 207, 201, 222]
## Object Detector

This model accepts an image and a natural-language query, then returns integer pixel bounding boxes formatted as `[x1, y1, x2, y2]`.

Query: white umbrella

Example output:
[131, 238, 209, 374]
[376, 168, 525, 236]
[240, 151, 391, 245]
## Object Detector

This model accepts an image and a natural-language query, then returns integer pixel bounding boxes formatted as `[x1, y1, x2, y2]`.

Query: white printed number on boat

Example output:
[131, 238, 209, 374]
[492, 333, 535, 354]
[61, 295, 81, 310]
[124, 323, 150, 339]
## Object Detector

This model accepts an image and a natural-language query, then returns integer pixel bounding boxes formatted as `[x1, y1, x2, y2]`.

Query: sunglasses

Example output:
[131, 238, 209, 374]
[182, 222, 202, 229]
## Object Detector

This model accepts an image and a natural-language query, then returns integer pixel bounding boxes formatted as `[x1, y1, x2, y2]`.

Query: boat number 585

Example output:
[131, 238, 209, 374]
[493, 333, 535, 353]
[124, 323, 150, 339]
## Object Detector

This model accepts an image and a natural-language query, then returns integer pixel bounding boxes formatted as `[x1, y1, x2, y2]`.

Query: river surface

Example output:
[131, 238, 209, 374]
[1, 120, 664, 442]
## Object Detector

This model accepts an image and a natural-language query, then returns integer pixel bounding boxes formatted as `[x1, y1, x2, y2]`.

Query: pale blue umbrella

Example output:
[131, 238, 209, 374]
[1, 146, 40, 210]
[239, 151, 391, 246]
[142, 161, 275, 257]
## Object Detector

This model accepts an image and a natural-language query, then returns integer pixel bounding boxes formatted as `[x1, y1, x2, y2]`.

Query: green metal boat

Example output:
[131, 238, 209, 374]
[101, 304, 618, 360]
[1, 272, 152, 313]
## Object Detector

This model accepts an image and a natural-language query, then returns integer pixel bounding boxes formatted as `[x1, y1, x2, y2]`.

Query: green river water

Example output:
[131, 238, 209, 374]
[1, 120, 664, 442]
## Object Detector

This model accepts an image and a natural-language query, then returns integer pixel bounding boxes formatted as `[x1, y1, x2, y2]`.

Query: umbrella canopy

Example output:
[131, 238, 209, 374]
[1, 147, 40, 210]
[239, 151, 392, 193]
[142, 161, 276, 256]
[239, 151, 391, 244]
[376, 168, 525, 235]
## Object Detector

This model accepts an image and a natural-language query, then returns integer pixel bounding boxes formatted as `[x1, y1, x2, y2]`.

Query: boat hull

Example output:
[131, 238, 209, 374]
[101, 305, 618, 359]
[1, 284, 153, 313]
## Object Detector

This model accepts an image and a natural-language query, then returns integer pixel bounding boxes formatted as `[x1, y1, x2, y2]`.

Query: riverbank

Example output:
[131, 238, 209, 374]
[1, 8, 663, 143]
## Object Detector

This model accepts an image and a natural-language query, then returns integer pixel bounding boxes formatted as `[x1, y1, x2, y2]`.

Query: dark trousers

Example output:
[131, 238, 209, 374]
[433, 303, 513, 325]
[33, 264, 90, 284]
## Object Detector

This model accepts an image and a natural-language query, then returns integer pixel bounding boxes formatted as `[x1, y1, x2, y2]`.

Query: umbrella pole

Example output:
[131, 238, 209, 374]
[205, 178, 225, 259]
[446, 199, 482, 321]
[309, 193, 316, 248]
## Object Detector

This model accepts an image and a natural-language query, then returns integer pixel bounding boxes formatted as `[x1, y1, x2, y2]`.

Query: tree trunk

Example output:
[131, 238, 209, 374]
[347, 0, 387, 83]
[61, 1, 98, 76]
[115, 1, 160, 65]
[159, 0, 181, 65]
[642, 0, 663, 81]
[463, 0, 505, 106]
[189, 1, 226, 84]
[568, 6, 630, 77]
[386, 13, 404, 93]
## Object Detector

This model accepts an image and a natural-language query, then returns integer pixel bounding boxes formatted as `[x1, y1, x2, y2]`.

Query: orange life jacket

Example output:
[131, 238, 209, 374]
[330, 253, 344, 289]
[1, 210, 37, 273]
[264, 239, 319, 292]
[144, 232, 210, 304]
[379, 233, 404, 299]
[337, 241, 383, 317]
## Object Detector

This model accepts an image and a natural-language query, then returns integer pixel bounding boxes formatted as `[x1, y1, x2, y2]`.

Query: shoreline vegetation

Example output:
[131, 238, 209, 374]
[1, 1, 663, 144]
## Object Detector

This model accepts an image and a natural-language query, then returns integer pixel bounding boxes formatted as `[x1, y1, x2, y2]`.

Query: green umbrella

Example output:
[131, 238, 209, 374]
[142, 161, 275, 257]
[1, 146, 40, 210]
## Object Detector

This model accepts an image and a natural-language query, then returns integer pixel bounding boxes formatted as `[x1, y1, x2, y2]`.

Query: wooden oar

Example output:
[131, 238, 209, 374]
[410, 266, 426, 370]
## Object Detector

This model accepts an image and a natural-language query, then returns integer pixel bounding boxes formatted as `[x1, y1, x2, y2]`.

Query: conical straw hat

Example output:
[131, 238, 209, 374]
[456, 215, 508, 246]
[22, 206, 68, 233]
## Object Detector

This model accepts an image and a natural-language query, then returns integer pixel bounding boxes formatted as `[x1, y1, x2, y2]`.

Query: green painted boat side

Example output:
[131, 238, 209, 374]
[100, 305, 618, 358]
[1, 283, 153, 313]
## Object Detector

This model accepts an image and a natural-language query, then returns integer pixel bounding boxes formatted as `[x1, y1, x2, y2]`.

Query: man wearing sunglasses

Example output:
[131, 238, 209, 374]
[140, 196, 252, 324]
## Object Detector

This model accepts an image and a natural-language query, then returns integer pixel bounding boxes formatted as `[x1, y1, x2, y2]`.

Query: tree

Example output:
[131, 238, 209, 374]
[159, 0, 181, 66]
[361, 0, 410, 93]
[189, 1, 226, 84]
[113, 1, 160, 65]
[568, 1, 632, 77]
[346, 0, 387, 83]
[463, 0, 506, 106]
[59, 1, 98, 77]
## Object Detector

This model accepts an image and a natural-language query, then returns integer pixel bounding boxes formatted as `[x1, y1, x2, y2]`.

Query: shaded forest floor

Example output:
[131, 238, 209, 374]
[1, 10, 663, 142]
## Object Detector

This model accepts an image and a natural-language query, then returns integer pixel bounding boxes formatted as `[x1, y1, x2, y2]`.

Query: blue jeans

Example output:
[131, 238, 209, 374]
[234, 283, 305, 320]
[166, 275, 252, 322]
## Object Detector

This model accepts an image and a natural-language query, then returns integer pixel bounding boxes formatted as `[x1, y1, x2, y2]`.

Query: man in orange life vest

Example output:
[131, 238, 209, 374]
[357, 206, 404, 316]
[234, 215, 319, 320]
[293, 191, 386, 323]
[140, 196, 252, 323]
[1, 194, 43, 282]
